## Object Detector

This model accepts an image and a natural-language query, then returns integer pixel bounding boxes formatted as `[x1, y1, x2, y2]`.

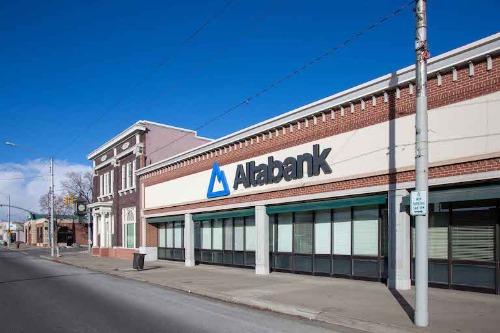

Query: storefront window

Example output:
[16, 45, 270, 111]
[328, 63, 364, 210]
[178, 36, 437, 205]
[213, 219, 223, 250]
[314, 210, 331, 254]
[269, 215, 275, 252]
[166, 222, 174, 248]
[126, 224, 134, 248]
[194, 222, 201, 249]
[429, 204, 449, 259]
[234, 217, 244, 251]
[333, 208, 351, 255]
[201, 220, 211, 250]
[224, 218, 233, 250]
[294, 212, 313, 254]
[451, 200, 496, 261]
[277, 213, 292, 252]
[174, 222, 183, 248]
[158, 224, 166, 248]
[353, 206, 378, 256]
[245, 216, 255, 251]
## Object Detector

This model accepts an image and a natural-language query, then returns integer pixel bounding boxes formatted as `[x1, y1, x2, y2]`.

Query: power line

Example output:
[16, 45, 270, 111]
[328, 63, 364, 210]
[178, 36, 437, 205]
[57, 0, 236, 155]
[0, 175, 47, 181]
[146, 0, 415, 158]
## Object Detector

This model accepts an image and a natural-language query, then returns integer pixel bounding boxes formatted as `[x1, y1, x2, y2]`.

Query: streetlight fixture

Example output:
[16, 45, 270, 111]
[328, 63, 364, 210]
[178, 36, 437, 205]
[5, 141, 56, 257]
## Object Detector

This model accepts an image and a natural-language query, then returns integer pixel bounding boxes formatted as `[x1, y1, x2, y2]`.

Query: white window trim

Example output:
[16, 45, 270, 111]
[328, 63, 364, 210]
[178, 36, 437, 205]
[97, 171, 115, 201]
[118, 160, 137, 196]
[122, 207, 136, 249]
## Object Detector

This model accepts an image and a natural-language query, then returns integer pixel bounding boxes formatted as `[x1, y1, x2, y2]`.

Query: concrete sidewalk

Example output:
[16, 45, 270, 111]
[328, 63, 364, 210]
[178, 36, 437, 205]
[41, 252, 499, 333]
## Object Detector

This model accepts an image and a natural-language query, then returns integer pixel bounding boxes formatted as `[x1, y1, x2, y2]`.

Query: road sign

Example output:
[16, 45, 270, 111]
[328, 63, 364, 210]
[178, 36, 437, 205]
[410, 190, 427, 216]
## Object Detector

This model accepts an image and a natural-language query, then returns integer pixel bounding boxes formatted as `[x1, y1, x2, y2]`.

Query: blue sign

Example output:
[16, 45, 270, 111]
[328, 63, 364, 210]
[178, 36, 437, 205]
[206, 163, 230, 199]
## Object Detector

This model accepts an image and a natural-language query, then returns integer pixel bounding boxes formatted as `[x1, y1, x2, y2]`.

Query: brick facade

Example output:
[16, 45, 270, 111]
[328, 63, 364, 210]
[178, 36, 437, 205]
[140, 55, 500, 219]
[141, 56, 500, 189]
[88, 121, 211, 255]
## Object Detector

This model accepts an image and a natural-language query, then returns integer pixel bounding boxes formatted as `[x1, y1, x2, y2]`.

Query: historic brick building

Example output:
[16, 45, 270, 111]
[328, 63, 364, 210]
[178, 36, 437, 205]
[138, 34, 500, 294]
[87, 120, 211, 259]
[24, 214, 88, 247]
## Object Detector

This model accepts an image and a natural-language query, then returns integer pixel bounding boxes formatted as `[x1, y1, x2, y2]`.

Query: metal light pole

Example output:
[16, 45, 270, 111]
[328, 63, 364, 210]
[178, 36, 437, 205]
[414, 0, 429, 327]
[50, 157, 55, 257]
[5, 141, 56, 257]
[8, 195, 11, 248]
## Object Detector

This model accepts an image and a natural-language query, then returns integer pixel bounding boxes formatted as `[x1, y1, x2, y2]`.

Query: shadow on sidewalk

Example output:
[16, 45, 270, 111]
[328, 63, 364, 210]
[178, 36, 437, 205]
[389, 288, 414, 323]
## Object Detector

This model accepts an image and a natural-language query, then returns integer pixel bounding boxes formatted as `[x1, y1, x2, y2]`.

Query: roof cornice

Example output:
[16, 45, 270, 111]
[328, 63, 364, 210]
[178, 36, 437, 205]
[137, 33, 500, 177]
[86, 122, 147, 160]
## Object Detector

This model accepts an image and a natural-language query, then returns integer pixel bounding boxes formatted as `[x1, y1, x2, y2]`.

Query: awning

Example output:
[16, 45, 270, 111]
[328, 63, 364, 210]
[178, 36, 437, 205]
[402, 185, 500, 205]
[146, 215, 184, 224]
[266, 194, 387, 214]
[193, 208, 255, 221]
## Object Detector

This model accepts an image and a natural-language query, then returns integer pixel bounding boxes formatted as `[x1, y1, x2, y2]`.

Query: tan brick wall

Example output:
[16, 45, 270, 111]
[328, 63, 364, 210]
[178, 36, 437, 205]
[145, 220, 158, 247]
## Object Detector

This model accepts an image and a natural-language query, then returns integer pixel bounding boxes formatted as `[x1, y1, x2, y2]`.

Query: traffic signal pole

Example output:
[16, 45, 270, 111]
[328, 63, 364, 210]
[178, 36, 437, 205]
[414, 0, 429, 327]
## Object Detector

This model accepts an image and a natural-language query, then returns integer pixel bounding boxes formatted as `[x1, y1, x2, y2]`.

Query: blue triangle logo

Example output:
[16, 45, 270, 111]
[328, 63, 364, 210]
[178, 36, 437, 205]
[206, 163, 230, 199]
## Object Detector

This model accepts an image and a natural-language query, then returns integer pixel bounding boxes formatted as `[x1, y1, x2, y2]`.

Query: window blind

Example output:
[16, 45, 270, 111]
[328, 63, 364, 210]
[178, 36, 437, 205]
[277, 213, 293, 252]
[353, 206, 378, 256]
[333, 208, 351, 255]
[202, 221, 211, 250]
[315, 210, 331, 254]
[166, 223, 173, 248]
[294, 212, 313, 254]
[158, 225, 166, 247]
[452, 226, 494, 261]
[224, 218, 233, 250]
[174, 222, 183, 248]
[245, 217, 255, 251]
[234, 218, 244, 251]
[213, 219, 223, 250]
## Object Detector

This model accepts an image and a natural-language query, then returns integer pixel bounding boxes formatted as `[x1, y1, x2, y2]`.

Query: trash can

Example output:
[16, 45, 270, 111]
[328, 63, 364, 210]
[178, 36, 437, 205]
[133, 253, 146, 270]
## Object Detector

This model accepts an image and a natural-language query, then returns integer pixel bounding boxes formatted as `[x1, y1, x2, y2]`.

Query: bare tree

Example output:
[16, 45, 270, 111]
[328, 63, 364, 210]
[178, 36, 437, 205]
[39, 192, 75, 247]
[60, 171, 93, 203]
[38, 193, 73, 217]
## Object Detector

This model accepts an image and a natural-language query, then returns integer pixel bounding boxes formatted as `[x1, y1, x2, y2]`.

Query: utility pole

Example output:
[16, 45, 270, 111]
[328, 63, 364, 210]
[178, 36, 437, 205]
[7, 195, 11, 249]
[414, 0, 429, 327]
[88, 208, 92, 255]
[50, 157, 55, 257]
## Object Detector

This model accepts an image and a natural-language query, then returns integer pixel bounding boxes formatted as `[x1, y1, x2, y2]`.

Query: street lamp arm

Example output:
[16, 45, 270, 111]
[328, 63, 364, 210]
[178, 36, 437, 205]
[0, 203, 35, 215]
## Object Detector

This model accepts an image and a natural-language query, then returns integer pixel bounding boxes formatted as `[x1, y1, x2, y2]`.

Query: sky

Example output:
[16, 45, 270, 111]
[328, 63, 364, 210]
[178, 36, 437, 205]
[0, 0, 499, 219]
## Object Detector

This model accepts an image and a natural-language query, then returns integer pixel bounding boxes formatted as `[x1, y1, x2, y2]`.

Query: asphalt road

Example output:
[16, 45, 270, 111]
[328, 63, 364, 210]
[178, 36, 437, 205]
[0, 249, 353, 333]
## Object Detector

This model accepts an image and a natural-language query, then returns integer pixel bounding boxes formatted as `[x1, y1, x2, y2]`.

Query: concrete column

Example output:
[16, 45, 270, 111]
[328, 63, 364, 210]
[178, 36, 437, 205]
[255, 205, 269, 275]
[92, 214, 99, 247]
[388, 188, 411, 290]
[184, 213, 195, 267]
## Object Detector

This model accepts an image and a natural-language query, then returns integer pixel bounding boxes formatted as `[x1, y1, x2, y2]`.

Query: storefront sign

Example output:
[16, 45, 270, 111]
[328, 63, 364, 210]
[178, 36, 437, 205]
[233, 144, 332, 190]
[410, 190, 427, 216]
[206, 163, 230, 199]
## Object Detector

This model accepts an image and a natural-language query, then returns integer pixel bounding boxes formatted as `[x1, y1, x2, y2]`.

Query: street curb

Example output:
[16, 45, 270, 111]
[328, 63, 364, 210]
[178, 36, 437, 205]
[39, 255, 419, 333]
